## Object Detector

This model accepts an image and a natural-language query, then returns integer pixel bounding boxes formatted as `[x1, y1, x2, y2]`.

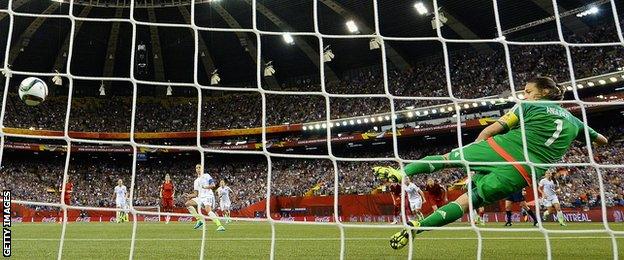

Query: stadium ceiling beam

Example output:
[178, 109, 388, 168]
[102, 8, 124, 79]
[318, 0, 415, 70]
[0, 0, 30, 22]
[54, 6, 93, 71]
[244, 0, 339, 82]
[210, 2, 279, 88]
[530, 0, 590, 33]
[8, 3, 60, 66]
[146, 8, 166, 82]
[177, 6, 217, 84]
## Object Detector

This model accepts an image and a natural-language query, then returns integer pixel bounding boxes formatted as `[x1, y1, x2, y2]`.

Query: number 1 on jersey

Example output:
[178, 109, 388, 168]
[544, 119, 563, 146]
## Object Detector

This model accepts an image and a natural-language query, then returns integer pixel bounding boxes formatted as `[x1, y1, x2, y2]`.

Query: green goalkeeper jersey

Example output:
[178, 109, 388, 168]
[493, 102, 598, 174]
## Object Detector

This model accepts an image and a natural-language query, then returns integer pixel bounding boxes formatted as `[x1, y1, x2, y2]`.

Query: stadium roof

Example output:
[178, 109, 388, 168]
[1, 0, 623, 89]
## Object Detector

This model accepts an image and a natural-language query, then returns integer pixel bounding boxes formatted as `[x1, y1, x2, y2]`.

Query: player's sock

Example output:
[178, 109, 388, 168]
[543, 210, 550, 220]
[187, 206, 204, 222]
[527, 209, 537, 223]
[416, 202, 464, 234]
[165, 214, 170, 224]
[404, 155, 459, 176]
[556, 211, 565, 225]
[225, 212, 230, 223]
[505, 210, 512, 224]
[116, 211, 120, 223]
[417, 212, 424, 221]
[207, 211, 223, 227]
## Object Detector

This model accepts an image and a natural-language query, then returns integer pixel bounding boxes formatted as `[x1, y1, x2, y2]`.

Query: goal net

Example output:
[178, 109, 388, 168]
[1, 0, 623, 259]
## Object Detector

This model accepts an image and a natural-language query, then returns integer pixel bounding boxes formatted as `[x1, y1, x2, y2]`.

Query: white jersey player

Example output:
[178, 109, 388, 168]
[184, 164, 224, 231]
[217, 180, 233, 223]
[114, 179, 129, 223]
[539, 171, 565, 226]
[404, 178, 426, 220]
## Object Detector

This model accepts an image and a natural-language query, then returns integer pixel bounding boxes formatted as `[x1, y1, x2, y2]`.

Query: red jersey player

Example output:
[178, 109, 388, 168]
[160, 174, 175, 224]
[424, 178, 447, 211]
[59, 175, 73, 223]
[388, 182, 403, 224]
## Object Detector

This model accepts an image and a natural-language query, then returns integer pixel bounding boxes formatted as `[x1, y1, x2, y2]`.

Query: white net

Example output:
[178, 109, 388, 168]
[1, 0, 624, 259]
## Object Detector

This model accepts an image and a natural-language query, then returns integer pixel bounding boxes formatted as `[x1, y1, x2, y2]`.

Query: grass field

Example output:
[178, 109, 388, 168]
[9, 221, 624, 259]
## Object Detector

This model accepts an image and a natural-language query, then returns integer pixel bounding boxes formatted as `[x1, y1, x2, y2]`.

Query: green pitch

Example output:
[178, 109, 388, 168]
[9, 221, 624, 259]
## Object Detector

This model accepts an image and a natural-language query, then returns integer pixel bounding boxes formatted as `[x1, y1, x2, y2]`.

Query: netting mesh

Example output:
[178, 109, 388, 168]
[1, 0, 624, 259]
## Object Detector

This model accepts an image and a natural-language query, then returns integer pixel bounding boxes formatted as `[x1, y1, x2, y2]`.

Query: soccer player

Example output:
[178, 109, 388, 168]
[58, 175, 73, 223]
[405, 178, 426, 221]
[114, 179, 129, 223]
[184, 164, 224, 231]
[423, 178, 447, 211]
[539, 171, 565, 226]
[374, 77, 607, 249]
[504, 188, 538, 226]
[473, 207, 485, 225]
[388, 182, 402, 224]
[160, 174, 175, 224]
[216, 180, 233, 223]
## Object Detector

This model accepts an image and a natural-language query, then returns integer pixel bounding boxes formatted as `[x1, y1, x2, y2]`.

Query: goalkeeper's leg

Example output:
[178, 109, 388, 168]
[390, 168, 527, 249]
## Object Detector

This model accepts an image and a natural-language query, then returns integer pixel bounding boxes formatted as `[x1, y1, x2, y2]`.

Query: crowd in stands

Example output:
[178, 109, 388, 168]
[2, 18, 623, 133]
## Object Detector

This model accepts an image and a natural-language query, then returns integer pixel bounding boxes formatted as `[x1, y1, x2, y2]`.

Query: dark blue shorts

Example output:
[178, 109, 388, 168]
[505, 191, 524, 202]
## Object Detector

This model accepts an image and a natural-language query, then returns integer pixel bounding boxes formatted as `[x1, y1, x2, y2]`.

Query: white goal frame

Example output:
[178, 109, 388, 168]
[1, 0, 624, 259]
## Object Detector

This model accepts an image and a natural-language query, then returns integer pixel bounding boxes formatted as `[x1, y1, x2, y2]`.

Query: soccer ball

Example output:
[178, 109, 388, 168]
[18, 77, 48, 106]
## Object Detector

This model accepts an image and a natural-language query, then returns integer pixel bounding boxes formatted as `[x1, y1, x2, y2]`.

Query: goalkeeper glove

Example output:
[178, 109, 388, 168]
[372, 166, 403, 183]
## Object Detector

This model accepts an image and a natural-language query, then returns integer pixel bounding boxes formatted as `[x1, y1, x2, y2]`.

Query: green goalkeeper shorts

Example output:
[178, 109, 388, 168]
[447, 138, 532, 205]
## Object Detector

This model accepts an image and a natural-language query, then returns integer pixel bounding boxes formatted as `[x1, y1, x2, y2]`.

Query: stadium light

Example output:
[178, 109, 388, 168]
[283, 33, 295, 45]
[566, 86, 573, 91]
[447, 106, 454, 111]
[610, 77, 617, 82]
[52, 70, 62, 86]
[577, 84, 584, 89]
[407, 111, 414, 117]
[480, 101, 487, 106]
[587, 81, 595, 87]
[356, 119, 362, 124]
[314, 124, 321, 130]
[349, 120, 355, 125]
[422, 110, 429, 116]
[264, 61, 275, 77]
[363, 118, 369, 123]
[415, 111, 421, 116]
[377, 116, 383, 121]
[440, 108, 446, 113]
[598, 79, 607, 85]
[489, 100, 496, 105]
[369, 38, 382, 50]
[431, 109, 437, 114]
[345, 20, 359, 34]
[384, 115, 390, 121]
[577, 6, 599, 17]
[342, 121, 348, 126]
[463, 104, 470, 109]
[414, 2, 428, 15]
[322, 123, 327, 128]
[323, 46, 335, 62]
[210, 69, 220, 85]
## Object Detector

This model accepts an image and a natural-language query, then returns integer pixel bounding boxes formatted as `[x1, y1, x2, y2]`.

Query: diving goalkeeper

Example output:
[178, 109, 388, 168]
[374, 76, 608, 249]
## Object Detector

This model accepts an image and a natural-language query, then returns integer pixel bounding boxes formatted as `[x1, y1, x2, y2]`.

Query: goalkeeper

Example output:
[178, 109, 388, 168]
[374, 76, 608, 250]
